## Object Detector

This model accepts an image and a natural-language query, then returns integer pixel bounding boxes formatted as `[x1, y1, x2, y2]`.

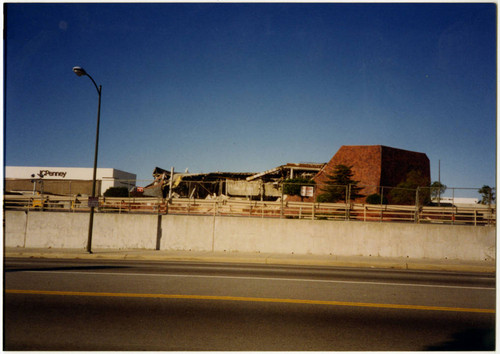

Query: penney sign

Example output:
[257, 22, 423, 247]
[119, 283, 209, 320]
[36, 170, 67, 178]
[5, 166, 136, 184]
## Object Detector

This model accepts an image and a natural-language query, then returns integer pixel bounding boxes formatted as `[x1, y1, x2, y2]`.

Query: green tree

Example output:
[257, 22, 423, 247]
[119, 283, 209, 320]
[478, 185, 495, 205]
[317, 164, 363, 203]
[430, 181, 447, 202]
[104, 187, 129, 198]
[389, 170, 430, 205]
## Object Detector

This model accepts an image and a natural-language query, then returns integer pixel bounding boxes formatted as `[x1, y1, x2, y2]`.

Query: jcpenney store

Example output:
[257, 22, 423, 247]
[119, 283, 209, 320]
[5, 166, 136, 196]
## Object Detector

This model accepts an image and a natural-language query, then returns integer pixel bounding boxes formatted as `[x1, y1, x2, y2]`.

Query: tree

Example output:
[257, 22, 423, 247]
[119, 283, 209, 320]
[104, 187, 129, 198]
[389, 170, 430, 205]
[317, 164, 363, 203]
[430, 181, 447, 201]
[478, 185, 495, 205]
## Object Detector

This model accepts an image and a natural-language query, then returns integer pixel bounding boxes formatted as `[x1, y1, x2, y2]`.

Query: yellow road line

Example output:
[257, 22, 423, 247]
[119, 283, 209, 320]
[5, 289, 495, 314]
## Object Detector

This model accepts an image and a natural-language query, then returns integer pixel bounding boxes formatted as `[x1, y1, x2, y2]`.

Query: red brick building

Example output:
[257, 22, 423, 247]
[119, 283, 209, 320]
[313, 145, 430, 202]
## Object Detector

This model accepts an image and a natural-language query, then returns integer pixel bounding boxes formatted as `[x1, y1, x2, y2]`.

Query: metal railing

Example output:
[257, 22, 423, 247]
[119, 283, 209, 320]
[4, 194, 495, 226]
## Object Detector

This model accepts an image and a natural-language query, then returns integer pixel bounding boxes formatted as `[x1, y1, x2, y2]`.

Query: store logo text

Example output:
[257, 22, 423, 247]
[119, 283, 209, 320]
[37, 170, 67, 178]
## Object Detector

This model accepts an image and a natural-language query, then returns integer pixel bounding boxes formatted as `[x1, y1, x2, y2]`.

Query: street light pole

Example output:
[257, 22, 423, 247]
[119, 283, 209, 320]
[73, 66, 102, 254]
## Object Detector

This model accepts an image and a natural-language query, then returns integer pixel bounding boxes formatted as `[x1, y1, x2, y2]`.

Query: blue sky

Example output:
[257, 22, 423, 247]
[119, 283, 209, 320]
[4, 3, 497, 194]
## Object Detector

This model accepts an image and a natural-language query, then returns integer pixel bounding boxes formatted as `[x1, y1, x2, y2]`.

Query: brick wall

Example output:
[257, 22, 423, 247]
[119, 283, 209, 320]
[380, 146, 430, 188]
[5, 179, 101, 196]
[314, 145, 382, 199]
[313, 145, 430, 202]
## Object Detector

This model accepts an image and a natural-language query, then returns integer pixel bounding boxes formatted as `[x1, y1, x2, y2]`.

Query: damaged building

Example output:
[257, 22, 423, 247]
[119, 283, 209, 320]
[136, 167, 253, 199]
[135, 163, 325, 200]
[134, 145, 430, 203]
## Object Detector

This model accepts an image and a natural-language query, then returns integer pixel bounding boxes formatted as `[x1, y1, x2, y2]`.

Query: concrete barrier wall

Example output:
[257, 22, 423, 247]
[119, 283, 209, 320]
[5, 212, 159, 250]
[4, 211, 496, 262]
[93, 214, 158, 249]
[24, 212, 89, 249]
[209, 217, 495, 261]
[4, 211, 28, 248]
[161, 215, 214, 251]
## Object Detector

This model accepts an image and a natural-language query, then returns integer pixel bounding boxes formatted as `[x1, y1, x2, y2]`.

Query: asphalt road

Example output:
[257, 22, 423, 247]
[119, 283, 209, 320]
[4, 258, 496, 351]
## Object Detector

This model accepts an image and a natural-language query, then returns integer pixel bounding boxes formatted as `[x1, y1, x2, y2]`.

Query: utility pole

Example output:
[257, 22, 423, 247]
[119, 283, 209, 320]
[438, 160, 441, 207]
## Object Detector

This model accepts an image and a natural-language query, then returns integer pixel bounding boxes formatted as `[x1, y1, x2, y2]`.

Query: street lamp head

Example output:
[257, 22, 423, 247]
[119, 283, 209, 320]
[72, 66, 87, 77]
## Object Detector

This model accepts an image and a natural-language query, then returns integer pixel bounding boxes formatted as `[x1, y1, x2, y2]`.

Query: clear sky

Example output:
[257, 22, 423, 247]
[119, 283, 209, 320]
[4, 2, 497, 195]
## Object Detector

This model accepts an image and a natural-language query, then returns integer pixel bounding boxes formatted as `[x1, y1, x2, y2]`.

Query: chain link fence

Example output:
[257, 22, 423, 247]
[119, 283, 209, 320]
[4, 179, 495, 226]
[6, 178, 494, 206]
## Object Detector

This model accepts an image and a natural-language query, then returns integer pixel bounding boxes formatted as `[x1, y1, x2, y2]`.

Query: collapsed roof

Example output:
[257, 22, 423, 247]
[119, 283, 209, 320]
[140, 163, 325, 200]
[246, 163, 325, 182]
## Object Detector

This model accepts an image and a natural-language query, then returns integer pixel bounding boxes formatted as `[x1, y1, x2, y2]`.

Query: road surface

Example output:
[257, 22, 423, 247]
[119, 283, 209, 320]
[4, 258, 495, 350]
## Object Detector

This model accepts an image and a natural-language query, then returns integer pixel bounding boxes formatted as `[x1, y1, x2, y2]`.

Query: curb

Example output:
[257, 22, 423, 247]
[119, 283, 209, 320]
[4, 250, 496, 274]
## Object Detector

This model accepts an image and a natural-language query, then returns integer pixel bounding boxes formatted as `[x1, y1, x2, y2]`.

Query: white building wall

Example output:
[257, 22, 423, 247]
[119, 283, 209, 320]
[5, 166, 137, 194]
[431, 197, 480, 206]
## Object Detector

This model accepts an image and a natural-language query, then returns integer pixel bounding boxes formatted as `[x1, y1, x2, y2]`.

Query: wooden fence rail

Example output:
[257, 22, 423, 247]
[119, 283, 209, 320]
[4, 194, 495, 226]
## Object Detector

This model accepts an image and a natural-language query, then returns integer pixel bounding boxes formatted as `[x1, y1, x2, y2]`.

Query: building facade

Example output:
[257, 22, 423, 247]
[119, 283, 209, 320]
[313, 145, 430, 202]
[5, 166, 136, 196]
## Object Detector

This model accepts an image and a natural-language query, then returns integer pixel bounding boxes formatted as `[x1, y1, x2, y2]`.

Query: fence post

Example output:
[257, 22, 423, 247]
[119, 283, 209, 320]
[280, 182, 284, 219]
[345, 185, 349, 220]
[380, 186, 384, 221]
[415, 187, 420, 223]
[488, 190, 493, 226]
[348, 184, 352, 220]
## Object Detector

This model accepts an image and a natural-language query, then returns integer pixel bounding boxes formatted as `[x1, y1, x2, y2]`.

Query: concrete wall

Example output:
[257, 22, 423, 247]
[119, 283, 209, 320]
[5, 212, 158, 250]
[162, 216, 495, 261]
[4, 211, 29, 248]
[24, 212, 89, 249]
[4, 211, 496, 262]
[161, 215, 214, 251]
[93, 214, 158, 249]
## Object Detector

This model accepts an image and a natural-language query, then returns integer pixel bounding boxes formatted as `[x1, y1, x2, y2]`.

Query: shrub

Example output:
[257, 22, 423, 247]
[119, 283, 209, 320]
[104, 187, 129, 198]
[283, 178, 315, 196]
[389, 170, 430, 205]
[366, 193, 388, 204]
